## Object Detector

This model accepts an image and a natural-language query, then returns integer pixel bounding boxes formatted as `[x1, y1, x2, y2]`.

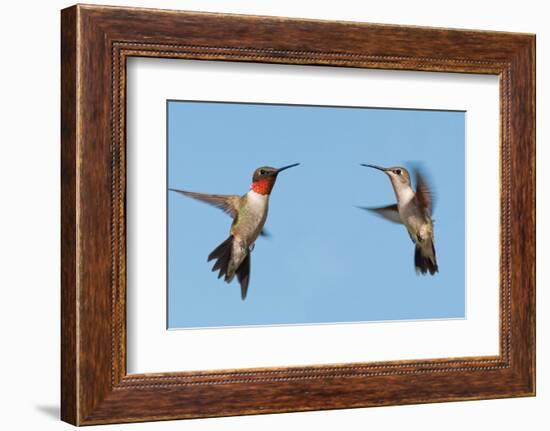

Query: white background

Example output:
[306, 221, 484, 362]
[0, 1, 546, 430]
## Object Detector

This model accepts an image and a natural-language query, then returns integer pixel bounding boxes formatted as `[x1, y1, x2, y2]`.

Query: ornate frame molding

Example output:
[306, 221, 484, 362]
[61, 5, 534, 425]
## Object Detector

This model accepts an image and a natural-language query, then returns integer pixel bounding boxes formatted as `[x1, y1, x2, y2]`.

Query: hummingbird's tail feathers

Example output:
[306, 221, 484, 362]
[236, 253, 251, 300]
[207, 236, 251, 300]
[208, 236, 234, 280]
[414, 241, 439, 275]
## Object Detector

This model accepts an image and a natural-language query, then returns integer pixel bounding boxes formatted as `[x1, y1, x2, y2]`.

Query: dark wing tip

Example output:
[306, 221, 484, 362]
[168, 188, 187, 194]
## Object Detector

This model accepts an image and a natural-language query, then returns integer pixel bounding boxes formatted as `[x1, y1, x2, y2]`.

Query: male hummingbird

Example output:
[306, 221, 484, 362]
[359, 164, 439, 275]
[170, 163, 300, 300]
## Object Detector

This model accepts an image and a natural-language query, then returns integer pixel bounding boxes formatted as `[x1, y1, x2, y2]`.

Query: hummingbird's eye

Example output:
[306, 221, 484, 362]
[259, 169, 265, 175]
[394, 169, 401, 175]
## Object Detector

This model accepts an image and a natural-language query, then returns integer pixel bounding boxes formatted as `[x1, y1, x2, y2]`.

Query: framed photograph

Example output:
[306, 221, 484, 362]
[61, 4, 535, 425]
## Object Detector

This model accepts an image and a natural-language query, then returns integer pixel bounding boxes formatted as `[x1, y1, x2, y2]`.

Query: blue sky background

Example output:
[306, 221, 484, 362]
[167, 101, 465, 329]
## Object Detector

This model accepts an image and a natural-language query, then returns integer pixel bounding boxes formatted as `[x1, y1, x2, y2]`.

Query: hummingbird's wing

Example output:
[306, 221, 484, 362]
[413, 168, 435, 217]
[169, 189, 240, 219]
[357, 204, 402, 224]
[236, 253, 251, 300]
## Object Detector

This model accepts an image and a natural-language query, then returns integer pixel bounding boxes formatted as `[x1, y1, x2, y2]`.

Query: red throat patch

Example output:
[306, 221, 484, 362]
[251, 177, 276, 195]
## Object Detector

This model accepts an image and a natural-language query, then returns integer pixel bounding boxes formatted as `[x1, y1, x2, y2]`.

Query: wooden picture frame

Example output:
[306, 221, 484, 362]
[61, 4, 535, 425]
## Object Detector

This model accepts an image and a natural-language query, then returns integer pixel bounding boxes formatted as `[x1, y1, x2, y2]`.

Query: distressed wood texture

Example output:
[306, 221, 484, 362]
[61, 4, 535, 426]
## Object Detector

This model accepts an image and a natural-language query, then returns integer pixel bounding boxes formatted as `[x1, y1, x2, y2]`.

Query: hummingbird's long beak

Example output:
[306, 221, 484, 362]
[276, 163, 300, 174]
[361, 163, 387, 172]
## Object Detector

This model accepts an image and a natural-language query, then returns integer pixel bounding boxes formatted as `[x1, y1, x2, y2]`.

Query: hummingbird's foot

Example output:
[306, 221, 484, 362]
[249, 243, 255, 252]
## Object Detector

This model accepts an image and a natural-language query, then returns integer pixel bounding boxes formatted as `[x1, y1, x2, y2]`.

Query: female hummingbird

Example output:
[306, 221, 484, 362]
[359, 163, 438, 275]
[170, 163, 300, 300]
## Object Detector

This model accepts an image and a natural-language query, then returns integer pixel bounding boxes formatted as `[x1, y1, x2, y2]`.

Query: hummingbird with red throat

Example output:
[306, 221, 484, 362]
[170, 163, 300, 300]
[359, 163, 439, 275]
